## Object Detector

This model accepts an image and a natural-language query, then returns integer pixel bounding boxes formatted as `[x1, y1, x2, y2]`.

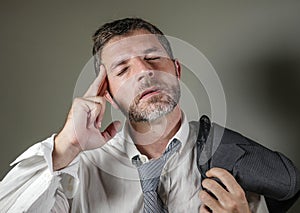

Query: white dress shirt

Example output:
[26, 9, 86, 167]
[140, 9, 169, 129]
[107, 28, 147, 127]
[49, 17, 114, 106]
[0, 114, 268, 212]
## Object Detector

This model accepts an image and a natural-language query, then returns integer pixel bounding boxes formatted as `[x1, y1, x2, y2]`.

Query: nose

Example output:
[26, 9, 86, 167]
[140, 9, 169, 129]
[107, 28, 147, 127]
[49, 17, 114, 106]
[137, 69, 154, 82]
[132, 57, 154, 81]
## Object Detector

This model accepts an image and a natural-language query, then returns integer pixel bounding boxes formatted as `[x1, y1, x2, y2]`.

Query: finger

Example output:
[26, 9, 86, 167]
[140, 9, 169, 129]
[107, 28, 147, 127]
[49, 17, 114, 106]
[199, 204, 212, 213]
[84, 65, 107, 97]
[101, 121, 122, 141]
[202, 178, 231, 205]
[95, 101, 106, 129]
[82, 96, 106, 105]
[98, 77, 108, 96]
[82, 96, 106, 129]
[72, 98, 96, 145]
[206, 168, 242, 194]
[199, 190, 222, 212]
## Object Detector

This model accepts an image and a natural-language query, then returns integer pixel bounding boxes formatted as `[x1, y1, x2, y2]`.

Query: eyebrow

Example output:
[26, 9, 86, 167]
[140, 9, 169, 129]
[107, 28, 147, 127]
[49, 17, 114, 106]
[110, 58, 127, 71]
[143, 47, 161, 55]
[109, 47, 163, 71]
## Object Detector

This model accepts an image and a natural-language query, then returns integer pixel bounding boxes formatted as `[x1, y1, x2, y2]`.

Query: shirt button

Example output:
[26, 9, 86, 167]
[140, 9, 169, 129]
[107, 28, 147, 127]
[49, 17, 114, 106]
[140, 155, 148, 163]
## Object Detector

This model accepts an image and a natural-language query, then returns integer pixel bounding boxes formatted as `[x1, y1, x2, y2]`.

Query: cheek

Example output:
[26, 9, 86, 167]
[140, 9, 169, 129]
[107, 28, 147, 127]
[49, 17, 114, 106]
[107, 77, 123, 96]
[108, 77, 136, 104]
[156, 63, 178, 79]
[157, 70, 178, 85]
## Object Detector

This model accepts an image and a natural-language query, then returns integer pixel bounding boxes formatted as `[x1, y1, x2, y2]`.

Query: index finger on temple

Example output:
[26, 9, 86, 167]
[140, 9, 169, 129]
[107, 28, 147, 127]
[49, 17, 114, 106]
[84, 65, 107, 97]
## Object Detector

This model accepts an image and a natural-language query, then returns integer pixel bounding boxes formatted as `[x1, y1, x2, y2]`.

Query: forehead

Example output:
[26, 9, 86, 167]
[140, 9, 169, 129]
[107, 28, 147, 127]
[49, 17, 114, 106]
[101, 31, 167, 66]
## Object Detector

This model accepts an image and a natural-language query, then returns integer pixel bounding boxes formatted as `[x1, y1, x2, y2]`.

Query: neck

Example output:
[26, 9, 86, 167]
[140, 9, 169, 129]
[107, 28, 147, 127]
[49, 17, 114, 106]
[128, 106, 182, 159]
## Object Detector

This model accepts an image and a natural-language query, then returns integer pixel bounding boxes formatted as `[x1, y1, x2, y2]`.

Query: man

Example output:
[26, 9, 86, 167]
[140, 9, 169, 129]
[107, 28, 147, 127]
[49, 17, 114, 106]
[0, 18, 299, 213]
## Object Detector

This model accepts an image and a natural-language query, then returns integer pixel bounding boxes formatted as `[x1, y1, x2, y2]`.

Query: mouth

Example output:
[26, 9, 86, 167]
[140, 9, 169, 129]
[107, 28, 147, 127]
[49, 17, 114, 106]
[139, 87, 161, 100]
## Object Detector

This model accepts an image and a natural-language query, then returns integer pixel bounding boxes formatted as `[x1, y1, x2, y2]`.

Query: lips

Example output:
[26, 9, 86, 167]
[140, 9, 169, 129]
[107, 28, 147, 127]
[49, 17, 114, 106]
[139, 87, 161, 100]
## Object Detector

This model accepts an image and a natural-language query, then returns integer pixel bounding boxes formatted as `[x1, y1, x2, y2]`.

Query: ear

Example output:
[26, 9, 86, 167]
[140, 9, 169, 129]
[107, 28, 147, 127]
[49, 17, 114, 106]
[104, 91, 119, 110]
[173, 59, 182, 79]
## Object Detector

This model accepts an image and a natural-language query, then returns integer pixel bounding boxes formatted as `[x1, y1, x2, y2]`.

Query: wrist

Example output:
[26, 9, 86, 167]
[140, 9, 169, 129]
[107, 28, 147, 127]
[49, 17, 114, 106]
[52, 132, 81, 171]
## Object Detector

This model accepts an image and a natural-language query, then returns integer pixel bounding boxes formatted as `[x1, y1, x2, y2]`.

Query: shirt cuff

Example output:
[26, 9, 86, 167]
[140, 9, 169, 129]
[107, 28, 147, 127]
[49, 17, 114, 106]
[9, 134, 80, 198]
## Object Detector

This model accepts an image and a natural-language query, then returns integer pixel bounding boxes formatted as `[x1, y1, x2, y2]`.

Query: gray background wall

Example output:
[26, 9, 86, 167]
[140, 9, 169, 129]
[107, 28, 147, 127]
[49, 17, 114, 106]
[0, 0, 299, 211]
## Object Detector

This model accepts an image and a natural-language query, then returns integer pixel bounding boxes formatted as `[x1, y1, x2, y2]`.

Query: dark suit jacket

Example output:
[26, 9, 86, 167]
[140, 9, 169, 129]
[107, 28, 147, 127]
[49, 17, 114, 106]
[196, 115, 300, 213]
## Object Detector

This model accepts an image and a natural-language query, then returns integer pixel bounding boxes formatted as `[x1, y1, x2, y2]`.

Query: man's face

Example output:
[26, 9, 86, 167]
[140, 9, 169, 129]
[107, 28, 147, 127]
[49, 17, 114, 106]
[101, 30, 181, 122]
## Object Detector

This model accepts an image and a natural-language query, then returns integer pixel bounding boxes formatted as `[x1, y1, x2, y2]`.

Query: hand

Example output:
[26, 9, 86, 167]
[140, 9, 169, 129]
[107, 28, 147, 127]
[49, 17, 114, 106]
[199, 168, 251, 213]
[53, 65, 121, 170]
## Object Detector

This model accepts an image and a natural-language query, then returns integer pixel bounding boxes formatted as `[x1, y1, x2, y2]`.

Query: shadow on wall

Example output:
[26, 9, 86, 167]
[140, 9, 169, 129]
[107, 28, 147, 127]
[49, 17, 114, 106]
[241, 50, 300, 151]
[263, 55, 300, 117]
[256, 52, 300, 122]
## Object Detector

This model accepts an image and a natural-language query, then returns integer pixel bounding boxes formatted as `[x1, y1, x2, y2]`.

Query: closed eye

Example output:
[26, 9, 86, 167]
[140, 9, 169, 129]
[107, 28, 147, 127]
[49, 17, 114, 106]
[144, 56, 160, 61]
[116, 67, 128, 76]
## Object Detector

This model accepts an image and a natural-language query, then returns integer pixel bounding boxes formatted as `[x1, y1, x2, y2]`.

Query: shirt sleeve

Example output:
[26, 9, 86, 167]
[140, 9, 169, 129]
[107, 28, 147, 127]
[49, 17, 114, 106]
[0, 134, 80, 213]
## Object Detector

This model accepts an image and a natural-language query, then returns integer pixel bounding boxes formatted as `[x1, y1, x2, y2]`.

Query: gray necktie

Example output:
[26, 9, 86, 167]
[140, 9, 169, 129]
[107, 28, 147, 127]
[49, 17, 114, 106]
[132, 139, 181, 213]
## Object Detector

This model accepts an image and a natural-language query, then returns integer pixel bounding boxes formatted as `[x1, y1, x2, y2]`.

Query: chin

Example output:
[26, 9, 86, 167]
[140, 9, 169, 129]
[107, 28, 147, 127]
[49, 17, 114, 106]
[128, 102, 176, 122]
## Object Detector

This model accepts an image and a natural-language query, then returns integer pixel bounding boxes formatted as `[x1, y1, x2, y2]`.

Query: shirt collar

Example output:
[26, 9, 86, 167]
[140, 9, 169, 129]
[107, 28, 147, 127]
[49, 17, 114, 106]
[121, 111, 190, 163]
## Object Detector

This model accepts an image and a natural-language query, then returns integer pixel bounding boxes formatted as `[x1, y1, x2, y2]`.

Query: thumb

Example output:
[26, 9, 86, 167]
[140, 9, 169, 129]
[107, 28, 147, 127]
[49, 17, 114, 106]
[101, 121, 122, 141]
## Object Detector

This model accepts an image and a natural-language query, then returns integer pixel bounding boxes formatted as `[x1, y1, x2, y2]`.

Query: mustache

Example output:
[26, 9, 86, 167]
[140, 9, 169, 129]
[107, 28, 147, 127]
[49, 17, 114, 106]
[134, 80, 164, 101]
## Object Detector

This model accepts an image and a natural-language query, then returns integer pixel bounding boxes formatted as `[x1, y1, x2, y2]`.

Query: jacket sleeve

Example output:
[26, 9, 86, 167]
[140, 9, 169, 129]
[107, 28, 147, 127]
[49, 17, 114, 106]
[210, 124, 300, 213]
[0, 134, 80, 212]
[236, 138, 300, 213]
